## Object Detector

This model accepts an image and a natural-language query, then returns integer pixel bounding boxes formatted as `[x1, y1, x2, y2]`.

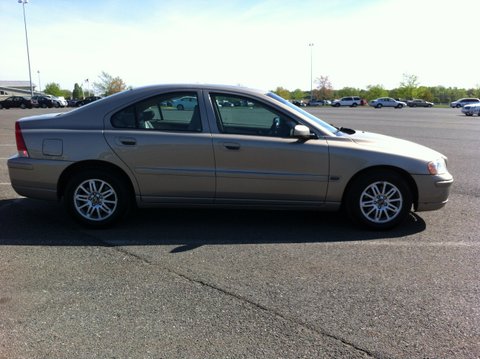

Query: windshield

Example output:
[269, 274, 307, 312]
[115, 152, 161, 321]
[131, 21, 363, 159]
[267, 92, 339, 134]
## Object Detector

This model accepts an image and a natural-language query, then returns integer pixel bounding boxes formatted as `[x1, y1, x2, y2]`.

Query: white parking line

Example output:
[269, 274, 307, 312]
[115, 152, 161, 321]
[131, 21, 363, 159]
[360, 240, 479, 248]
[0, 183, 11, 185]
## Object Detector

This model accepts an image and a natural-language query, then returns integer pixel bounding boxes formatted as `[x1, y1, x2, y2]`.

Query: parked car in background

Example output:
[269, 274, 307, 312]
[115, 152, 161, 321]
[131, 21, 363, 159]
[8, 84, 453, 230]
[292, 100, 307, 107]
[77, 96, 102, 107]
[461, 103, 480, 116]
[67, 99, 80, 107]
[450, 98, 480, 108]
[308, 99, 332, 106]
[31, 95, 55, 108]
[407, 99, 434, 108]
[172, 95, 198, 110]
[53, 96, 68, 107]
[331, 96, 362, 107]
[369, 97, 406, 109]
[0, 96, 33, 109]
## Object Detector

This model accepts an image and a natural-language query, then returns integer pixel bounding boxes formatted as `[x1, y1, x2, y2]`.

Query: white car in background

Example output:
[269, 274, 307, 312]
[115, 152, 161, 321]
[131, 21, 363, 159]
[331, 96, 362, 107]
[450, 98, 480, 108]
[172, 96, 197, 110]
[461, 103, 480, 116]
[44, 95, 67, 108]
[55, 96, 68, 107]
[369, 97, 406, 109]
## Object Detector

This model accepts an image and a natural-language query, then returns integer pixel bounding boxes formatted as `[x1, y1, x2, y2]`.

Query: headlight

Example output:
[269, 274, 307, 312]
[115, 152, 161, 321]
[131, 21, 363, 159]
[428, 158, 447, 175]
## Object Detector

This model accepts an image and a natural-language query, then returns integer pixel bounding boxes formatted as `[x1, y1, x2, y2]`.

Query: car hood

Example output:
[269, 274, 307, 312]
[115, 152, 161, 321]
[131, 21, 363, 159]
[349, 130, 444, 161]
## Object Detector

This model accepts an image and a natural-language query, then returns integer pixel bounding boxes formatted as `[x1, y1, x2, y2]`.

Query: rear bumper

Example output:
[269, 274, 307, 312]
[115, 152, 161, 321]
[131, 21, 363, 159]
[7, 155, 71, 201]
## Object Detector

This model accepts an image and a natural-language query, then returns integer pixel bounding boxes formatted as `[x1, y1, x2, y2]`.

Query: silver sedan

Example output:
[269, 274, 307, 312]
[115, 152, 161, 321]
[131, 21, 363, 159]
[8, 84, 453, 229]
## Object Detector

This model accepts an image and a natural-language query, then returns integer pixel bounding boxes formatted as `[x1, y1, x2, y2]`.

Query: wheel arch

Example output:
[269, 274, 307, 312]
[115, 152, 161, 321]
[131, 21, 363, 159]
[57, 160, 136, 204]
[341, 165, 419, 210]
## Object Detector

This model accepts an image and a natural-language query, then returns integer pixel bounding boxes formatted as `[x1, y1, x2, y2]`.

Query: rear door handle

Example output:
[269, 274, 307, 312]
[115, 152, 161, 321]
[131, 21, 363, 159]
[223, 142, 240, 150]
[118, 137, 137, 146]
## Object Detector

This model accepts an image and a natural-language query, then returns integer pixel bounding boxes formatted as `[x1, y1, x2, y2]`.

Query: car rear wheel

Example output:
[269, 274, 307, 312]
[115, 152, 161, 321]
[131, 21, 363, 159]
[352, 103, 358, 107]
[177, 104, 184, 110]
[375, 104, 382, 108]
[345, 170, 412, 229]
[65, 170, 130, 228]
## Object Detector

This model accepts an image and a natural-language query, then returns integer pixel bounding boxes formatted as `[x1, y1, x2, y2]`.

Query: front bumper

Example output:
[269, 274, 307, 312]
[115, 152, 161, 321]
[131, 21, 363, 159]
[412, 172, 454, 212]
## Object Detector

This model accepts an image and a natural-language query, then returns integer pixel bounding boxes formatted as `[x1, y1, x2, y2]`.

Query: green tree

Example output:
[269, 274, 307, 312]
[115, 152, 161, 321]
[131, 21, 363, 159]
[43, 82, 63, 97]
[272, 86, 291, 99]
[365, 84, 388, 100]
[415, 86, 433, 102]
[334, 87, 361, 98]
[292, 88, 306, 100]
[94, 71, 127, 96]
[397, 73, 419, 99]
[61, 89, 72, 99]
[72, 83, 83, 99]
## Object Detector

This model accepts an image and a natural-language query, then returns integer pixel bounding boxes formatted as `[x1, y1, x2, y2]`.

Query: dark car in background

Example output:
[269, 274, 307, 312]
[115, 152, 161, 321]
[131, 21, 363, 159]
[77, 96, 102, 107]
[0, 96, 33, 109]
[407, 99, 434, 108]
[307, 99, 331, 106]
[31, 95, 55, 108]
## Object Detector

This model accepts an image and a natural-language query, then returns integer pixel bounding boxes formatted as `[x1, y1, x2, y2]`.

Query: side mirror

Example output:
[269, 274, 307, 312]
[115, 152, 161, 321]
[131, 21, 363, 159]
[292, 124, 312, 139]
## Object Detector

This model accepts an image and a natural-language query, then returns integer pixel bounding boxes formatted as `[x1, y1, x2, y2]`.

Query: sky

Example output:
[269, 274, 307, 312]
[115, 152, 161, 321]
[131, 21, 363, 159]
[1, 0, 479, 93]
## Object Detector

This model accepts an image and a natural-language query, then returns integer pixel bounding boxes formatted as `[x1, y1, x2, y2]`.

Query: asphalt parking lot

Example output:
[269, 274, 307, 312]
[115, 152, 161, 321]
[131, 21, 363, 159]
[0, 106, 479, 358]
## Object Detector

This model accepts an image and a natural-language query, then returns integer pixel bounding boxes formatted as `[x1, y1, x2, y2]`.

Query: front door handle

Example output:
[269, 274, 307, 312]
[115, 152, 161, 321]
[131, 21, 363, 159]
[118, 137, 137, 146]
[223, 142, 240, 150]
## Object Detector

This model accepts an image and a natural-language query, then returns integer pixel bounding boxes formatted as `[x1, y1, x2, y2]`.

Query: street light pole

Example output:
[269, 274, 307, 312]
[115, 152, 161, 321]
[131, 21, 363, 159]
[308, 43, 314, 101]
[37, 70, 41, 92]
[19, 0, 34, 97]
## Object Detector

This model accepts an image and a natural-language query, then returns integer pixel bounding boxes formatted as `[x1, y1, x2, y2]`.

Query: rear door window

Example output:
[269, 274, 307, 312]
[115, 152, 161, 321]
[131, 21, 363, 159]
[111, 92, 202, 132]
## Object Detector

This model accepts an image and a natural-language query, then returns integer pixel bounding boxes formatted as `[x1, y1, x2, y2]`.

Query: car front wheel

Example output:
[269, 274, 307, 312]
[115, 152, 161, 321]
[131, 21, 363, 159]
[65, 170, 130, 228]
[345, 170, 412, 229]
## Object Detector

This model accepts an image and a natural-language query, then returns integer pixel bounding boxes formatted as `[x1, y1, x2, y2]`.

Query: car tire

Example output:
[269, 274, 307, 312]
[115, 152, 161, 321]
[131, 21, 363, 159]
[345, 170, 412, 230]
[177, 104, 184, 110]
[20, 104, 26, 109]
[0, 104, 3, 109]
[64, 169, 131, 228]
[396, 104, 403, 109]
[352, 103, 358, 107]
[334, 103, 340, 107]
[375, 104, 382, 108]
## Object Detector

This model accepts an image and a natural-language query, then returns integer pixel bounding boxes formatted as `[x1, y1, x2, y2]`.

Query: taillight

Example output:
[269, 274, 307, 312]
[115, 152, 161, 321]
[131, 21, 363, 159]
[15, 121, 29, 157]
